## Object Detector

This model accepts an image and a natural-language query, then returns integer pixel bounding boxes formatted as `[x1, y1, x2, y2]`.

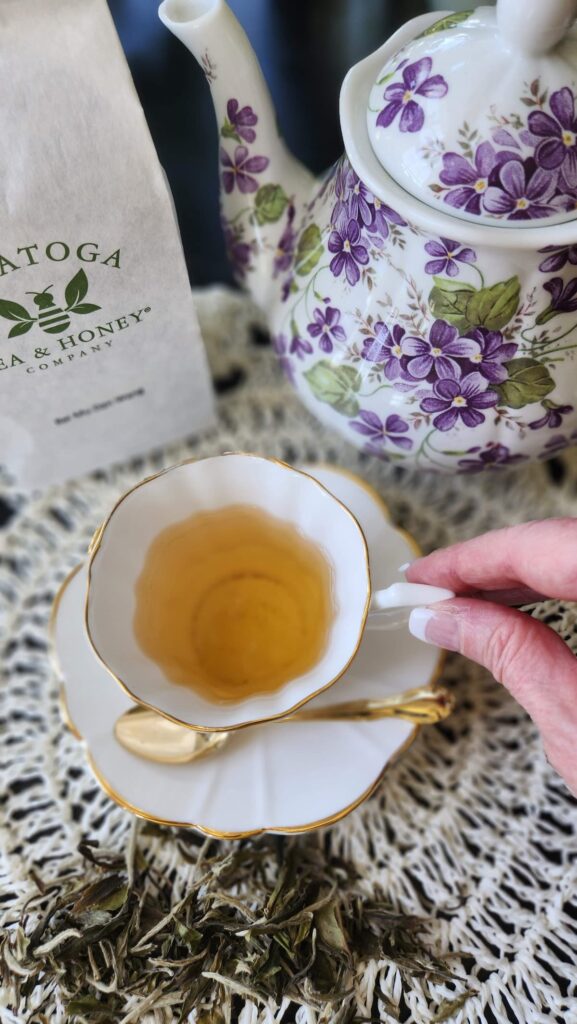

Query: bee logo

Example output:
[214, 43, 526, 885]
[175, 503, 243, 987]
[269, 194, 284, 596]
[0, 269, 101, 339]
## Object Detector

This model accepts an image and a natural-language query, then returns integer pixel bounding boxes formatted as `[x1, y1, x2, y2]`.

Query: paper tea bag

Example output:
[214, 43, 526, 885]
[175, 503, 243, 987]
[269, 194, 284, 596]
[0, 0, 215, 490]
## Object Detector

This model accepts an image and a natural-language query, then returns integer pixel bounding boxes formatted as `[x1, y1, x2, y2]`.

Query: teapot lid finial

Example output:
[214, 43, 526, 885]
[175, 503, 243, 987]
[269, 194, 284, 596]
[366, 2, 577, 227]
[497, 0, 577, 57]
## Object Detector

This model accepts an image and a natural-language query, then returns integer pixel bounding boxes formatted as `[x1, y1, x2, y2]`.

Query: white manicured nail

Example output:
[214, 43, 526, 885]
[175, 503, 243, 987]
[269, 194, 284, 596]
[408, 607, 434, 642]
[409, 607, 460, 651]
[398, 561, 412, 574]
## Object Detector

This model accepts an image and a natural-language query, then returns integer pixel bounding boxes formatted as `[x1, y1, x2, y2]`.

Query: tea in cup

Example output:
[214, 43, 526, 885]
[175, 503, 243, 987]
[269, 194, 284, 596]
[85, 454, 451, 730]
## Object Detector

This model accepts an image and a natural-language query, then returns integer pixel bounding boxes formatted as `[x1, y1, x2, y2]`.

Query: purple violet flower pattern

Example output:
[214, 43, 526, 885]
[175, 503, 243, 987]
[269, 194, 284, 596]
[424, 238, 477, 277]
[264, 155, 575, 471]
[345, 168, 374, 226]
[331, 165, 407, 244]
[330, 162, 350, 228]
[439, 142, 512, 216]
[328, 217, 369, 286]
[376, 57, 448, 133]
[307, 306, 346, 353]
[349, 410, 413, 450]
[529, 403, 574, 430]
[368, 197, 407, 240]
[433, 86, 577, 219]
[483, 159, 555, 220]
[272, 334, 295, 385]
[220, 145, 269, 194]
[545, 276, 577, 311]
[537, 276, 577, 323]
[538, 244, 577, 273]
[223, 224, 252, 280]
[281, 276, 294, 303]
[538, 431, 577, 458]
[225, 99, 257, 143]
[404, 320, 481, 381]
[462, 328, 517, 384]
[528, 88, 577, 187]
[458, 443, 529, 473]
[420, 372, 498, 431]
[273, 205, 296, 277]
[289, 334, 313, 360]
[360, 323, 414, 381]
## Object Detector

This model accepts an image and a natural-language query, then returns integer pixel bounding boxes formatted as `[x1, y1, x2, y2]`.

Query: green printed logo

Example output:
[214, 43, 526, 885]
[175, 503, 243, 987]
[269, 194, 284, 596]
[0, 269, 100, 340]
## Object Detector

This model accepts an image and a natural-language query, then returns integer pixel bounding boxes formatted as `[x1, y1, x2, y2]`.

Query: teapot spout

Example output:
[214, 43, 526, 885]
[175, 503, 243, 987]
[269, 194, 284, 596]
[158, 0, 314, 308]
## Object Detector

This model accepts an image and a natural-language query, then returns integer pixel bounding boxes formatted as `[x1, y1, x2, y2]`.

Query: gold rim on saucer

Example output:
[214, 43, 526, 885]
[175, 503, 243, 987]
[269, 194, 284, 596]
[49, 464, 445, 837]
[83, 452, 373, 734]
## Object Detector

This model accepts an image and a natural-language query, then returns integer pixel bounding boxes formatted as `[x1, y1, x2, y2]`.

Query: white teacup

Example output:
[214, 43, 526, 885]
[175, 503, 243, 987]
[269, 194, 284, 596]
[85, 454, 452, 730]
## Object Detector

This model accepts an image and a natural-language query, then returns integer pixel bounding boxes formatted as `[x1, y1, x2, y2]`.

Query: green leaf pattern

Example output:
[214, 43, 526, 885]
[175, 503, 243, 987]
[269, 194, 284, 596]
[0, 298, 33, 323]
[494, 358, 555, 409]
[465, 277, 521, 332]
[428, 277, 520, 333]
[65, 269, 89, 310]
[419, 10, 473, 36]
[253, 184, 289, 226]
[0, 267, 101, 343]
[428, 281, 475, 332]
[294, 224, 324, 277]
[304, 361, 362, 416]
[69, 302, 101, 315]
[8, 320, 34, 338]
[282, 201, 574, 464]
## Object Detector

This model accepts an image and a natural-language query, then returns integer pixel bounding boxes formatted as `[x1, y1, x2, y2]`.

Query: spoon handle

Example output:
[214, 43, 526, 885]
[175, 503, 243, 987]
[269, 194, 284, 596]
[284, 686, 454, 725]
[114, 686, 455, 766]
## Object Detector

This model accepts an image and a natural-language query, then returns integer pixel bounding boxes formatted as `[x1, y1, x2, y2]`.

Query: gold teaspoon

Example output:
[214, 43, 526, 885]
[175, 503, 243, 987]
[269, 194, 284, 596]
[114, 686, 455, 766]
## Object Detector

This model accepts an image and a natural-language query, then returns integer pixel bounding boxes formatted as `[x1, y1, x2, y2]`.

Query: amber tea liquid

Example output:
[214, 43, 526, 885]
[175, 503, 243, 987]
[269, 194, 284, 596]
[133, 505, 335, 703]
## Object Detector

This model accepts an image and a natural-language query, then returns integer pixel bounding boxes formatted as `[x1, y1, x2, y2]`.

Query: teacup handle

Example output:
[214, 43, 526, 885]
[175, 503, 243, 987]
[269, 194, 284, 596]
[366, 582, 454, 631]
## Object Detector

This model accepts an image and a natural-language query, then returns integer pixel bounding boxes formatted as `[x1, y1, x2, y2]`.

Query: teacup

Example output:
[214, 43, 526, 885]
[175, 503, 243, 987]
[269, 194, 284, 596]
[85, 454, 451, 730]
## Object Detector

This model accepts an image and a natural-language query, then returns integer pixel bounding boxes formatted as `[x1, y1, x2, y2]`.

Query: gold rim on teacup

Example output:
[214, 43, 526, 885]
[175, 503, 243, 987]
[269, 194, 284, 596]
[50, 574, 446, 837]
[50, 496, 446, 837]
[84, 453, 375, 734]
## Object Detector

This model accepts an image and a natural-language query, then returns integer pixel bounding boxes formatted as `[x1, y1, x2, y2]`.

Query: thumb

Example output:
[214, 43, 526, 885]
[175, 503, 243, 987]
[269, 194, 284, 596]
[409, 598, 577, 795]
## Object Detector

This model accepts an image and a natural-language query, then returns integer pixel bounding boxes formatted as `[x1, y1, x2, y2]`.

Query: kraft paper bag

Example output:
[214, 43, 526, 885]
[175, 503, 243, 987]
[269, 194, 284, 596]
[0, 0, 215, 490]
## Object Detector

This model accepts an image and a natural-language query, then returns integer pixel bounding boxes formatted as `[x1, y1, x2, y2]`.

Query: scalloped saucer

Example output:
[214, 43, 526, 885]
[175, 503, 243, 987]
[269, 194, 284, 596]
[52, 464, 442, 837]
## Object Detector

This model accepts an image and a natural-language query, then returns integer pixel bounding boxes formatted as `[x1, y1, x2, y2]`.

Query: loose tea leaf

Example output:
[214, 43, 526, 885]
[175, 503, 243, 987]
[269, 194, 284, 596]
[1, 826, 473, 1022]
[315, 898, 349, 954]
[431, 988, 476, 1021]
[67, 994, 121, 1021]
[71, 874, 128, 915]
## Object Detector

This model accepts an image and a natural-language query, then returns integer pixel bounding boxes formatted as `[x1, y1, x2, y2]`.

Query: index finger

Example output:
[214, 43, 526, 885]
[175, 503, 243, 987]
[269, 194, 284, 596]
[405, 518, 577, 601]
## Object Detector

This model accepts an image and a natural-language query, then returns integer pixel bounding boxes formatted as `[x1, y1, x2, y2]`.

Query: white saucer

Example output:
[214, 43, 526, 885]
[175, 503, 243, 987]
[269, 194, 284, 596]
[52, 464, 442, 837]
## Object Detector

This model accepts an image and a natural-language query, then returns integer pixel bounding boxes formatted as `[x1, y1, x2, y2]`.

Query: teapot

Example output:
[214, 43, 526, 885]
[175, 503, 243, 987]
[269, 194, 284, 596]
[159, 0, 577, 472]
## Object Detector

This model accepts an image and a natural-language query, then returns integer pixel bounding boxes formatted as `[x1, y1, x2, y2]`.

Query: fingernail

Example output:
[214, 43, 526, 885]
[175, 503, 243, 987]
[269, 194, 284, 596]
[398, 561, 412, 575]
[408, 607, 460, 651]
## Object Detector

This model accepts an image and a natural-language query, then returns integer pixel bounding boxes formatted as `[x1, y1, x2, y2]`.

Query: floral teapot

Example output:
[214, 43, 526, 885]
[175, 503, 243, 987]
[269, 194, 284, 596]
[159, 0, 577, 472]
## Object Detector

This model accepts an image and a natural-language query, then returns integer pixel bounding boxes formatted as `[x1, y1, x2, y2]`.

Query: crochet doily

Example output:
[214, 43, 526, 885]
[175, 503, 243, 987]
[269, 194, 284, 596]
[1, 287, 577, 1023]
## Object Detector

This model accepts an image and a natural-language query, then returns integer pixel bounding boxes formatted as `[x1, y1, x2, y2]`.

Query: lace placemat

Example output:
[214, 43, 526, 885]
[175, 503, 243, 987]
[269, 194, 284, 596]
[1, 287, 577, 1023]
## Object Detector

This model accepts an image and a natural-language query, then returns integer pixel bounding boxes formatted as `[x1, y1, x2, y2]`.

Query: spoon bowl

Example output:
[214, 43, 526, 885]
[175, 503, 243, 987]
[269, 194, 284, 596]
[114, 685, 455, 765]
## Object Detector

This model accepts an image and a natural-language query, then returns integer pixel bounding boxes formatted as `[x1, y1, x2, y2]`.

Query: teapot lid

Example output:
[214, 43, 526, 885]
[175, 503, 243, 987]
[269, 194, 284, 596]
[367, 1, 577, 227]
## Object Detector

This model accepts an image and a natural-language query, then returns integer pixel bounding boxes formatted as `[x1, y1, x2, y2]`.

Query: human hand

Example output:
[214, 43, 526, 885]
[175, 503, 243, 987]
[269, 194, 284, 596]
[406, 519, 577, 795]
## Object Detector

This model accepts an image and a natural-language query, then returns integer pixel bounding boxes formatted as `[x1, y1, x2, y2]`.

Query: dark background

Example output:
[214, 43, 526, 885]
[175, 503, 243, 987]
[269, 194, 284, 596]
[107, 0, 484, 287]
